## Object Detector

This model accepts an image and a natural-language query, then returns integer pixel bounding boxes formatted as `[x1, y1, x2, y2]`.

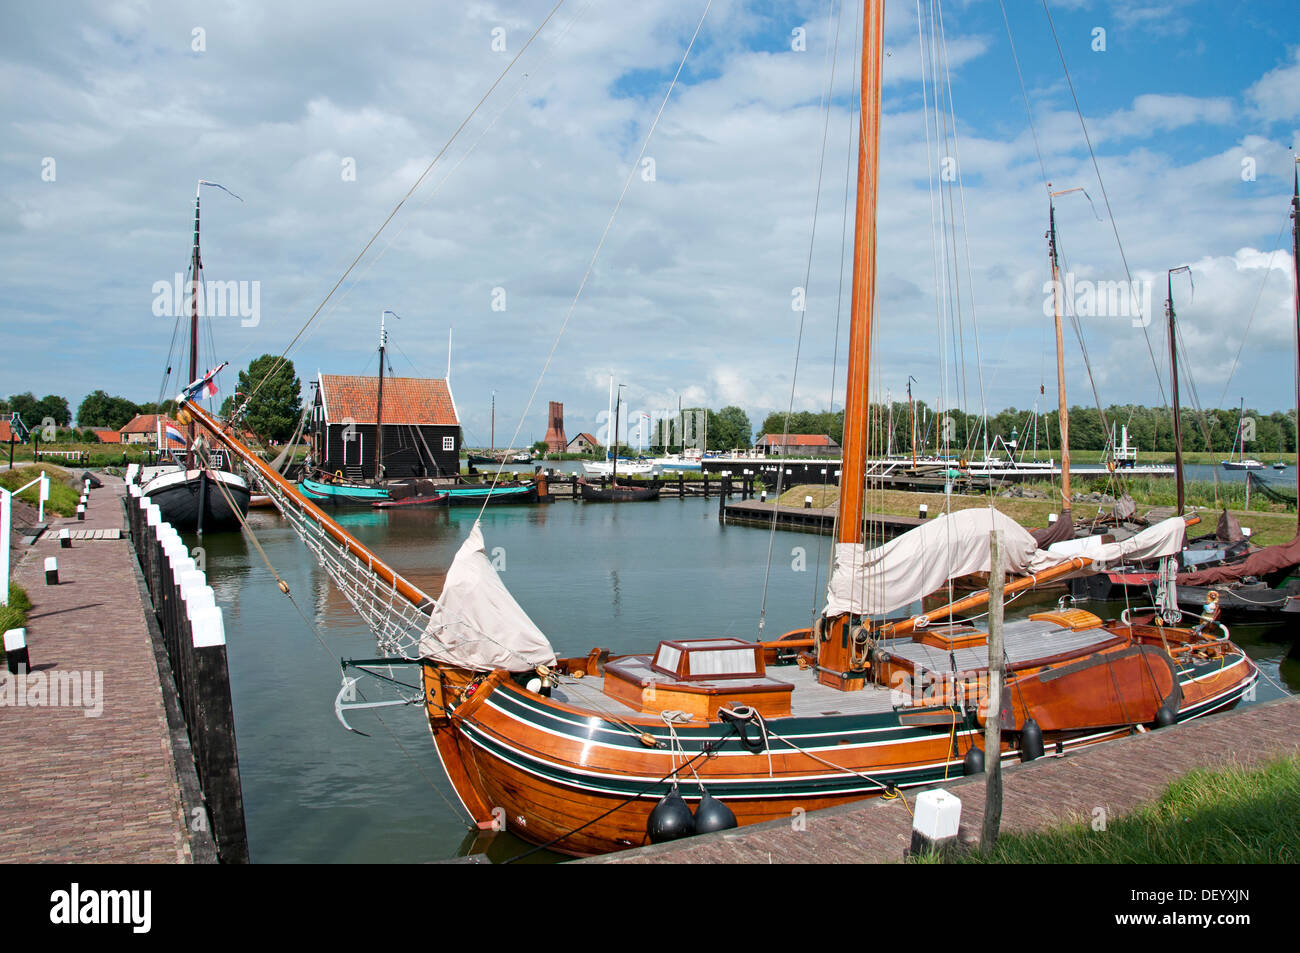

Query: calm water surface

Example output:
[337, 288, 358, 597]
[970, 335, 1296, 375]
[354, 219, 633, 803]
[198, 494, 1299, 863]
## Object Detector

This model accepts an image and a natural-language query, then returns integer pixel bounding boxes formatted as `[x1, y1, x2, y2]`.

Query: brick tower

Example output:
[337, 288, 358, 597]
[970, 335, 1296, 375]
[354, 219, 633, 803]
[544, 400, 567, 452]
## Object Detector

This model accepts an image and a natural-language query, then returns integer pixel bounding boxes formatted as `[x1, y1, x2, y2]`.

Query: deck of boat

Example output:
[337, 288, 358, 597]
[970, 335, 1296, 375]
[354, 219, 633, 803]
[550, 618, 1116, 722]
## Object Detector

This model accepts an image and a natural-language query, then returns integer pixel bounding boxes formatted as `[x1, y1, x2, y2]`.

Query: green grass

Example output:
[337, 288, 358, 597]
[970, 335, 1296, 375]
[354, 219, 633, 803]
[915, 755, 1300, 864]
[0, 464, 83, 517]
[761, 480, 1299, 546]
[0, 583, 32, 661]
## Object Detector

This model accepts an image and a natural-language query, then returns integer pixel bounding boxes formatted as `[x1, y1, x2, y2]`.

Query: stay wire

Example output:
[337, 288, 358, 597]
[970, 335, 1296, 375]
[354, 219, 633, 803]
[233, 0, 569, 420]
[476, 0, 714, 520]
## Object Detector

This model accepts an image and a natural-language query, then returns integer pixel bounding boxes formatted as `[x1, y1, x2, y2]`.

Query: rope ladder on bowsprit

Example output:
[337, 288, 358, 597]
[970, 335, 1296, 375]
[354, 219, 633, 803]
[240, 462, 433, 659]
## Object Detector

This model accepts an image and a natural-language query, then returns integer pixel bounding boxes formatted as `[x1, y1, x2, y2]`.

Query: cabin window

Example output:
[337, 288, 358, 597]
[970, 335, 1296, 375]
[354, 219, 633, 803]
[654, 645, 681, 674]
[443, 436, 454, 451]
[687, 648, 759, 678]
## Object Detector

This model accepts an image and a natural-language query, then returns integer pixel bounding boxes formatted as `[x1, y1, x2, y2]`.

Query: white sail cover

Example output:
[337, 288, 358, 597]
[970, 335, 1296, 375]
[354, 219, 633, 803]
[418, 521, 556, 672]
[823, 508, 1187, 619]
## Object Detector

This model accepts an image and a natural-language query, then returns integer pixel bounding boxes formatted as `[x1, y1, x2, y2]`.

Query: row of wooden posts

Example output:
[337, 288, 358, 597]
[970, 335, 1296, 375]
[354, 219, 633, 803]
[549, 472, 758, 501]
[124, 485, 249, 864]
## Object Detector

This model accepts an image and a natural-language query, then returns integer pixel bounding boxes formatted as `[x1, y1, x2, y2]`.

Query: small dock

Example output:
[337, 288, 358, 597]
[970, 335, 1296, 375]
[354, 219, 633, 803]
[0, 474, 207, 862]
[722, 498, 924, 537]
[582, 695, 1300, 864]
[544, 473, 755, 501]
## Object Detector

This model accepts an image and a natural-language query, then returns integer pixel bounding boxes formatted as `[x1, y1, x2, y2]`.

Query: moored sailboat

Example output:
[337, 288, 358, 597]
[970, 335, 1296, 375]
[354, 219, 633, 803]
[138, 181, 250, 533]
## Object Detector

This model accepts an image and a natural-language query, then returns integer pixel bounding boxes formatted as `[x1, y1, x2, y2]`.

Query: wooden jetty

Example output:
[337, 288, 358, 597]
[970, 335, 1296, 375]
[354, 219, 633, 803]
[722, 498, 924, 537]
[580, 695, 1300, 864]
[545, 472, 755, 502]
[0, 474, 209, 862]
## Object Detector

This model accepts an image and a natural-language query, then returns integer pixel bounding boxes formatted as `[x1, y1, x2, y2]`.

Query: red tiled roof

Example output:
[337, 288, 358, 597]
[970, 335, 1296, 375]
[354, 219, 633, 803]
[91, 428, 122, 444]
[319, 375, 458, 427]
[0, 421, 14, 443]
[569, 432, 599, 447]
[120, 413, 180, 434]
[756, 433, 837, 447]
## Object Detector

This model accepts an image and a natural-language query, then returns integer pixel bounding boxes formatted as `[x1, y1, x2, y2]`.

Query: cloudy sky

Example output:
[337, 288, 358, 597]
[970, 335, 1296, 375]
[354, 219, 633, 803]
[2, 0, 1297, 449]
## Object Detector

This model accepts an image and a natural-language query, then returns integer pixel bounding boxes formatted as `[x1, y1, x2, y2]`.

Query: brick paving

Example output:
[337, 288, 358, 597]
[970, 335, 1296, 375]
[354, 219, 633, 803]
[0, 474, 191, 863]
[587, 694, 1300, 864]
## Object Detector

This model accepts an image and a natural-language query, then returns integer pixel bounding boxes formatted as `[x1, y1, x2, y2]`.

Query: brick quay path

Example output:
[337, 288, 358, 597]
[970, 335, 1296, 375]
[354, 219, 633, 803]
[586, 694, 1300, 864]
[0, 473, 200, 862]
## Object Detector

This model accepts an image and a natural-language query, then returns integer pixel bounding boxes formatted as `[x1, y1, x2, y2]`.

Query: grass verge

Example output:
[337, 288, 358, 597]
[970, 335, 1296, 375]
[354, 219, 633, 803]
[914, 755, 1300, 864]
[0, 583, 32, 662]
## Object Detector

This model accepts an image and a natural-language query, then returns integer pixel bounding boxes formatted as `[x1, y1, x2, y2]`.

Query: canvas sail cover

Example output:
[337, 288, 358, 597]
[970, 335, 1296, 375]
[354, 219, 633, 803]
[418, 521, 556, 672]
[823, 509, 1187, 619]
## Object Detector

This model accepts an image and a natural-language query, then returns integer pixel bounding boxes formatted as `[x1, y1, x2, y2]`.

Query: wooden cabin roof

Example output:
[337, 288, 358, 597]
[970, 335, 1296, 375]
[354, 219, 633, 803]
[318, 374, 459, 427]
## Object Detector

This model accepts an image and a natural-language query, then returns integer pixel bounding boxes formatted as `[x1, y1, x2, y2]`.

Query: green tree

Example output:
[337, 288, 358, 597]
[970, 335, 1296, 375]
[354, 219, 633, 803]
[76, 390, 141, 430]
[230, 355, 302, 442]
[707, 406, 752, 451]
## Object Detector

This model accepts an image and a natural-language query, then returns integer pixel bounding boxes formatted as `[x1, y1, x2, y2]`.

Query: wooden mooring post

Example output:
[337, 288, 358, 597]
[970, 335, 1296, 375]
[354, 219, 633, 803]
[982, 529, 1005, 852]
[125, 486, 249, 863]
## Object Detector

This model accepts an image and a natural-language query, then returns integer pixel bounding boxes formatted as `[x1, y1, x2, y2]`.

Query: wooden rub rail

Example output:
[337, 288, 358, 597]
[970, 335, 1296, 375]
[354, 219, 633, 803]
[124, 484, 249, 864]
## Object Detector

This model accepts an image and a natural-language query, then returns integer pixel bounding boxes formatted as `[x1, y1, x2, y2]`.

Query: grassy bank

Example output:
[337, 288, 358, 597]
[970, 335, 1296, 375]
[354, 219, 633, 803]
[0, 465, 82, 517]
[770, 482, 1298, 546]
[0, 584, 32, 662]
[915, 755, 1300, 864]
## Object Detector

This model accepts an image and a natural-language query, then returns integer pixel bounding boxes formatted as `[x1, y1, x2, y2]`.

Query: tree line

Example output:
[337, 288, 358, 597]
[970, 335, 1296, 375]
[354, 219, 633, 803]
[756, 402, 1299, 455]
[3, 354, 303, 443]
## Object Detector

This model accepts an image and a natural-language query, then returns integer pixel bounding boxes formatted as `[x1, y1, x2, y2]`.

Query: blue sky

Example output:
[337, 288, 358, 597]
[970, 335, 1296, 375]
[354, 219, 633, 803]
[1, 0, 1297, 450]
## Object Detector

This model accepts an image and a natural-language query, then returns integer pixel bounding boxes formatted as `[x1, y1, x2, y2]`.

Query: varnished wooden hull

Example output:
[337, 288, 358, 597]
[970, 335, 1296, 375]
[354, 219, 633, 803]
[423, 636, 1257, 858]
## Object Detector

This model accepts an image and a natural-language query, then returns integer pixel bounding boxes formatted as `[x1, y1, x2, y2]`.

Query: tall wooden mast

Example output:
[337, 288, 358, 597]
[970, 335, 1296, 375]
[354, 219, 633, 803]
[375, 311, 388, 481]
[187, 182, 202, 468]
[1292, 161, 1299, 530]
[1046, 192, 1072, 511]
[820, 0, 884, 685]
[1166, 267, 1190, 516]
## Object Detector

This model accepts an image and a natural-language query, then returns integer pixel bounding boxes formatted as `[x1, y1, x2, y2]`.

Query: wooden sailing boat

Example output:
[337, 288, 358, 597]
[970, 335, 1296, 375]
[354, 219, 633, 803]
[176, 0, 1257, 857]
[579, 382, 660, 502]
[138, 181, 250, 533]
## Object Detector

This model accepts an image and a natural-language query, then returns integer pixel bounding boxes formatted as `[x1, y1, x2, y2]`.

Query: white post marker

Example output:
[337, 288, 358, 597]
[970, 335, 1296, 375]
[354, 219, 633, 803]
[38, 471, 48, 523]
[910, 789, 961, 856]
[59, 527, 70, 549]
[919, 503, 928, 520]
[0, 487, 9, 607]
[4, 627, 28, 674]
[190, 605, 226, 648]
[44, 556, 58, 586]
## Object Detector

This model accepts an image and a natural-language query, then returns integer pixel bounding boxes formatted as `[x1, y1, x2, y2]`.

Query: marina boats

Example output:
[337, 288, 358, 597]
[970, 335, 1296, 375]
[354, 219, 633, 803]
[179, 0, 1258, 858]
[577, 478, 661, 502]
[1222, 399, 1264, 470]
[137, 181, 250, 533]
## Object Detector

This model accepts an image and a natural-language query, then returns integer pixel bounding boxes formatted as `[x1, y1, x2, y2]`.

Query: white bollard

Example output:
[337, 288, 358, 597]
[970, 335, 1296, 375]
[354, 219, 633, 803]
[910, 789, 961, 856]
[919, 503, 929, 520]
[190, 605, 226, 648]
[59, 528, 71, 549]
[4, 627, 29, 674]
[44, 556, 58, 586]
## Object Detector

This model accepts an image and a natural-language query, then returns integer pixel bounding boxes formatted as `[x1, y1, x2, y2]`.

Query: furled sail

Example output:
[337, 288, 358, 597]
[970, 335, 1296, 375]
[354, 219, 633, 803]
[823, 508, 1187, 619]
[418, 521, 556, 672]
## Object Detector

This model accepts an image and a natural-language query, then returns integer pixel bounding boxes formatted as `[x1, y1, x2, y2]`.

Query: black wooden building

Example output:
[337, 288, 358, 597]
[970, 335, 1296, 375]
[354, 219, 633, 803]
[309, 373, 461, 479]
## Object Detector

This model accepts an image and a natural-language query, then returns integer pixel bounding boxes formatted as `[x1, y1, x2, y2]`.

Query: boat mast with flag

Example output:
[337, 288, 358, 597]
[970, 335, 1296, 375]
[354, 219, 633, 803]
[135, 181, 250, 533]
